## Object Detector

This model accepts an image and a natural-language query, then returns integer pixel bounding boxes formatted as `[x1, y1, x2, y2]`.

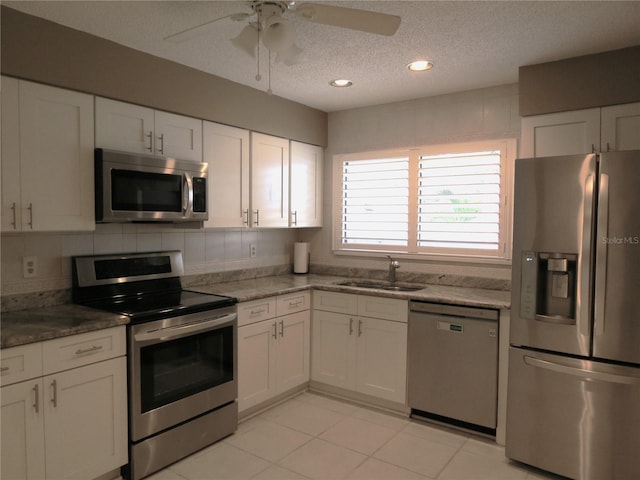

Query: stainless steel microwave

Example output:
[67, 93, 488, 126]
[95, 148, 208, 223]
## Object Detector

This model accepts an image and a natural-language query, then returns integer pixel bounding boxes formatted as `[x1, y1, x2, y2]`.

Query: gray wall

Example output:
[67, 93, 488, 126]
[0, 6, 327, 146]
[519, 45, 640, 116]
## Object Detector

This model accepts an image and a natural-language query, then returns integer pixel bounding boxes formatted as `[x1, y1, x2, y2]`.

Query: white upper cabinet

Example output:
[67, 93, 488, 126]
[600, 102, 640, 152]
[203, 122, 250, 228]
[290, 141, 323, 228]
[251, 132, 290, 228]
[1, 77, 95, 232]
[95, 97, 202, 162]
[520, 108, 600, 158]
[521, 102, 640, 158]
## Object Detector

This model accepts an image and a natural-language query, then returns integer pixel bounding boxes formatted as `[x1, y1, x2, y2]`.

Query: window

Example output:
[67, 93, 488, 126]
[335, 139, 515, 261]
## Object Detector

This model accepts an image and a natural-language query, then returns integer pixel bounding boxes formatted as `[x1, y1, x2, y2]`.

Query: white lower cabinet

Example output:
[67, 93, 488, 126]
[1, 327, 128, 480]
[237, 292, 310, 413]
[311, 291, 408, 404]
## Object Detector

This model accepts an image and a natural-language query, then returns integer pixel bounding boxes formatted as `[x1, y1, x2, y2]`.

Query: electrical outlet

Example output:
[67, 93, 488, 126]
[250, 244, 257, 258]
[23, 256, 38, 278]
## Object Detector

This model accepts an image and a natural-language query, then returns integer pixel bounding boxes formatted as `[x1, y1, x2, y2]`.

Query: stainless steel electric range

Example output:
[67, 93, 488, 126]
[72, 251, 238, 480]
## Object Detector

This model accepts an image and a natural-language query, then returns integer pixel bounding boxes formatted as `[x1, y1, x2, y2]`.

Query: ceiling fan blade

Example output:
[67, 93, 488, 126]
[164, 13, 251, 43]
[294, 3, 401, 36]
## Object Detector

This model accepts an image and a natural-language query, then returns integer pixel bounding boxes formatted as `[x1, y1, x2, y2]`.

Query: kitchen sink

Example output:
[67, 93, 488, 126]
[338, 281, 424, 292]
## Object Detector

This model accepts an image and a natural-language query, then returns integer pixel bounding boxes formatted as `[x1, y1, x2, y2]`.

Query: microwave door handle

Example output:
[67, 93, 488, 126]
[183, 173, 194, 216]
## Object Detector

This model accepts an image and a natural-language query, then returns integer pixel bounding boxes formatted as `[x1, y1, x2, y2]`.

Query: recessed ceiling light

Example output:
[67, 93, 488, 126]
[330, 79, 353, 87]
[407, 60, 434, 72]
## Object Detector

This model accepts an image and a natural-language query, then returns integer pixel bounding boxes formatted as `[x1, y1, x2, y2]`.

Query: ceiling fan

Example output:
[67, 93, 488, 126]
[165, 1, 401, 67]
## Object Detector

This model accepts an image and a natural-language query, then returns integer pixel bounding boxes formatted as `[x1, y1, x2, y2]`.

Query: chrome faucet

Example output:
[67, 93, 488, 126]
[387, 255, 400, 284]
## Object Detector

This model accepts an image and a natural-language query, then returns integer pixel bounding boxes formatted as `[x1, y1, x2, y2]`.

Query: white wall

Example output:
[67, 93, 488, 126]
[300, 83, 520, 281]
[1, 225, 296, 296]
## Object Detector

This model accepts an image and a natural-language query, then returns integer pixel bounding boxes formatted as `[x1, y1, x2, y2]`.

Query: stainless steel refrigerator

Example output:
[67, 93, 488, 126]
[507, 151, 640, 480]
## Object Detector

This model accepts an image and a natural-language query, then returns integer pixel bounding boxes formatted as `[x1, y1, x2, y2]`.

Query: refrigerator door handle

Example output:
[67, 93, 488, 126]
[594, 173, 609, 337]
[578, 174, 595, 337]
[524, 355, 640, 385]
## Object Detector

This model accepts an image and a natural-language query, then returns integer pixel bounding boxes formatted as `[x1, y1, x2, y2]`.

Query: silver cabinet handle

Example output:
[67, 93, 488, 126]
[146, 131, 153, 152]
[292, 210, 298, 226]
[254, 209, 260, 226]
[0, 366, 9, 373]
[27, 203, 33, 229]
[50, 380, 57, 407]
[349, 318, 354, 335]
[358, 319, 363, 337]
[33, 383, 40, 413]
[75, 345, 103, 356]
[243, 209, 249, 226]
[10, 202, 17, 229]
[279, 320, 284, 338]
[272, 322, 278, 339]
[157, 133, 165, 155]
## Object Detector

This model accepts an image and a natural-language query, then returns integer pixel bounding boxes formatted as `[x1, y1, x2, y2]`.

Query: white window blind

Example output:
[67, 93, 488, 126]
[342, 157, 409, 246]
[418, 151, 501, 251]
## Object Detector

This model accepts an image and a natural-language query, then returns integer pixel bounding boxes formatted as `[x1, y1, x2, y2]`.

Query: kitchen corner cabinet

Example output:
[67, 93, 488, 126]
[95, 97, 203, 162]
[203, 122, 250, 228]
[251, 132, 290, 228]
[1, 327, 127, 480]
[1, 77, 95, 232]
[311, 291, 408, 404]
[237, 292, 310, 412]
[290, 141, 323, 228]
[520, 102, 640, 157]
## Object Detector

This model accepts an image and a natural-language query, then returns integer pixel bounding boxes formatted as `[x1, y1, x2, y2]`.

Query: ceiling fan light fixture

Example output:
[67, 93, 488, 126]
[330, 79, 353, 88]
[407, 60, 434, 72]
[262, 15, 295, 53]
[231, 24, 259, 58]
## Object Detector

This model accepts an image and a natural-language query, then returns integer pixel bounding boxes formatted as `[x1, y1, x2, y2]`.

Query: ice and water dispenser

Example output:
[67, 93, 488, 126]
[519, 251, 578, 324]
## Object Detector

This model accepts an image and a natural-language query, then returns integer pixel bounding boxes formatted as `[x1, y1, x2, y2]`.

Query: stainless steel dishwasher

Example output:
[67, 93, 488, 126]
[408, 301, 499, 435]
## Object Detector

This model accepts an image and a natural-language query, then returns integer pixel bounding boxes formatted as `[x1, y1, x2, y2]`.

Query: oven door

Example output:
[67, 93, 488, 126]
[129, 306, 237, 442]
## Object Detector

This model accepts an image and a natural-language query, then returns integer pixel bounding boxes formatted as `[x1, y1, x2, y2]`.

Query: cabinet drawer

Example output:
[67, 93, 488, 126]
[0, 343, 43, 387]
[238, 298, 277, 327]
[276, 291, 310, 316]
[313, 291, 358, 315]
[42, 327, 126, 375]
[358, 296, 408, 323]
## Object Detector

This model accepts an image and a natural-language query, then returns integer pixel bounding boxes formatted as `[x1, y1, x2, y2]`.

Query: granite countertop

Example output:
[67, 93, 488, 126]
[1, 274, 510, 349]
[190, 274, 511, 310]
[1, 305, 128, 349]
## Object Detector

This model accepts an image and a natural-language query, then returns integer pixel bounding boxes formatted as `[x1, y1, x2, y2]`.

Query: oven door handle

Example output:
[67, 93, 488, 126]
[134, 312, 237, 343]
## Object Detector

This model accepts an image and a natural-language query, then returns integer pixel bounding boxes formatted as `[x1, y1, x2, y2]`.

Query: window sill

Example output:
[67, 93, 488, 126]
[332, 248, 512, 267]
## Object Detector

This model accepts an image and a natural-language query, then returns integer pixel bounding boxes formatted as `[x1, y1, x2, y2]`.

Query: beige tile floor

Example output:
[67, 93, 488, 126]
[147, 392, 562, 480]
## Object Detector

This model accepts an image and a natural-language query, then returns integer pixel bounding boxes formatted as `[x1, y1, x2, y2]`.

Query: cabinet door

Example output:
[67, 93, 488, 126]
[154, 110, 202, 162]
[520, 109, 600, 158]
[1, 380, 46, 480]
[95, 97, 155, 154]
[203, 122, 250, 227]
[290, 141, 323, 227]
[601, 102, 640, 152]
[311, 310, 356, 389]
[44, 357, 127, 480]
[1, 76, 21, 231]
[237, 320, 277, 412]
[276, 311, 310, 392]
[251, 133, 290, 227]
[356, 318, 407, 404]
[19, 81, 95, 231]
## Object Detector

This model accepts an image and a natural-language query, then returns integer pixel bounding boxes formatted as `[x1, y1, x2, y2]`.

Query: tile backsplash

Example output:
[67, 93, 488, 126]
[1, 224, 297, 296]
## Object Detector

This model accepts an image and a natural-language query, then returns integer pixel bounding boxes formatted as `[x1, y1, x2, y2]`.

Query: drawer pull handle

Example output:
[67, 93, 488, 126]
[358, 319, 363, 337]
[33, 384, 40, 413]
[279, 320, 284, 338]
[0, 366, 9, 373]
[349, 318, 354, 335]
[75, 345, 103, 356]
[250, 308, 266, 316]
[272, 322, 278, 339]
[50, 380, 57, 407]
[288, 301, 302, 308]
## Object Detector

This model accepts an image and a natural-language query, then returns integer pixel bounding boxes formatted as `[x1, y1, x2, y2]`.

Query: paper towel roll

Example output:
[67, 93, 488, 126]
[293, 242, 310, 274]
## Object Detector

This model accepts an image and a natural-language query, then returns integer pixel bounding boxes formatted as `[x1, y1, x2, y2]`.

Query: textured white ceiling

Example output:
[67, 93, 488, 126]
[5, 1, 640, 112]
